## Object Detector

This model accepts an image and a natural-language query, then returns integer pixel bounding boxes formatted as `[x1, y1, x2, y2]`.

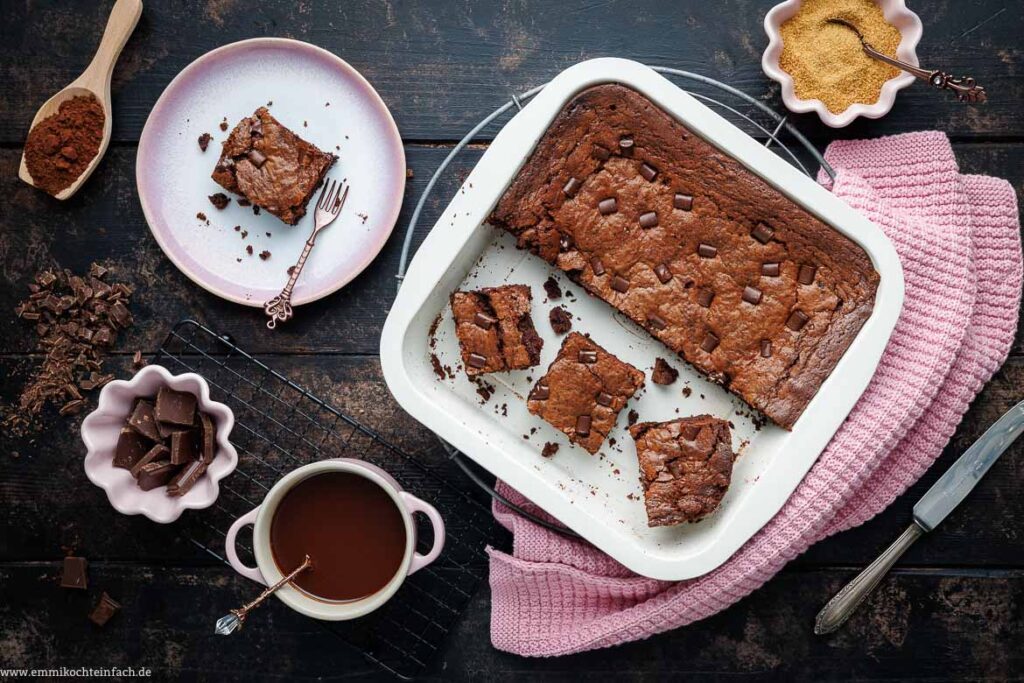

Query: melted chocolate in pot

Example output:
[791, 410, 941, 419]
[270, 472, 407, 602]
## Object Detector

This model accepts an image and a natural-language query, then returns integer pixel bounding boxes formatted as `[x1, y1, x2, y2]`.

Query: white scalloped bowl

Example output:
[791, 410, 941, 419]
[82, 365, 238, 524]
[762, 0, 923, 128]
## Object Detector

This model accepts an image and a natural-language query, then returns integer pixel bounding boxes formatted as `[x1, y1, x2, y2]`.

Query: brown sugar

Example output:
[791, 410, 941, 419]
[779, 0, 903, 113]
[23, 94, 105, 196]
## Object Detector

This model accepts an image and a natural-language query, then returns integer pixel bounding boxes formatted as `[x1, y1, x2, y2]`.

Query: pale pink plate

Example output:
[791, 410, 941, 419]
[137, 38, 405, 307]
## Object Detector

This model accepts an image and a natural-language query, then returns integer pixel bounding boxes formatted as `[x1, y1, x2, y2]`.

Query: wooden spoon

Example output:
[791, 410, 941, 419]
[18, 0, 143, 200]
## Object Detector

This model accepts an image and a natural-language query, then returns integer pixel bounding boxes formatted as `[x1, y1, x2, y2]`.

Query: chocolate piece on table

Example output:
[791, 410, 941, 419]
[199, 413, 217, 463]
[129, 443, 170, 478]
[170, 429, 200, 465]
[88, 592, 121, 627]
[450, 285, 543, 377]
[113, 427, 151, 470]
[629, 415, 734, 526]
[137, 461, 180, 492]
[208, 192, 231, 210]
[127, 399, 160, 441]
[167, 458, 209, 497]
[543, 276, 562, 300]
[155, 386, 197, 426]
[651, 357, 679, 385]
[549, 306, 572, 334]
[61, 556, 88, 590]
[541, 442, 559, 458]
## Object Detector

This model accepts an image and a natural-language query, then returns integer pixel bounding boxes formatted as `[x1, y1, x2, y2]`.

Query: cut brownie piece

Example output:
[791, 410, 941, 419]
[451, 285, 542, 376]
[528, 332, 644, 454]
[629, 415, 734, 527]
[212, 107, 336, 225]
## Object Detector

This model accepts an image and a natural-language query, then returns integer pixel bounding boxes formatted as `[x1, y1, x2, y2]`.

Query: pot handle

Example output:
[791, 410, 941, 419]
[225, 507, 266, 585]
[400, 492, 446, 575]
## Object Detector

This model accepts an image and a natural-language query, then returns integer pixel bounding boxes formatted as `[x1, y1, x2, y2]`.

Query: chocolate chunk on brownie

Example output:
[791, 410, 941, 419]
[451, 285, 542, 376]
[629, 415, 734, 526]
[528, 332, 644, 454]
[212, 107, 335, 225]
[489, 84, 879, 429]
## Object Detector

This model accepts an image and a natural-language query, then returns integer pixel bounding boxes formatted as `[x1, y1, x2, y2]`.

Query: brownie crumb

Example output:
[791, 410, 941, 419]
[237, 198, 251, 207]
[682, 386, 692, 398]
[196, 212, 207, 223]
[541, 442, 559, 458]
[253, 206, 260, 215]
[406, 168, 415, 179]
[240, 230, 248, 239]
[259, 250, 271, 260]
[543, 276, 562, 300]
[430, 354, 446, 380]
[652, 357, 679, 385]
[549, 306, 572, 335]
[219, 118, 228, 132]
[246, 245, 253, 255]
[628, 409, 639, 426]
[197, 132, 212, 152]
[208, 193, 231, 210]
[474, 380, 495, 403]
[132, 350, 146, 371]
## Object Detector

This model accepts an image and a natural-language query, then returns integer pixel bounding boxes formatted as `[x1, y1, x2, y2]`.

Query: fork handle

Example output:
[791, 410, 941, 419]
[264, 236, 317, 330]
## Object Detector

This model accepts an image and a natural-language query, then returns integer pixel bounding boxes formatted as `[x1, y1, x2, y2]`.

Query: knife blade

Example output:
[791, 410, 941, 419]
[815, 398, 1024, 635]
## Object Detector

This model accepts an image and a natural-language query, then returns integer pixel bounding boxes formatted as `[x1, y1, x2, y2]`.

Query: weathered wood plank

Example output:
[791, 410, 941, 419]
[0, 562, 1019, 680]
[1, 144, 1021, 357]
[0, 1, 1020, 145]
[3, 353, 1023, 567]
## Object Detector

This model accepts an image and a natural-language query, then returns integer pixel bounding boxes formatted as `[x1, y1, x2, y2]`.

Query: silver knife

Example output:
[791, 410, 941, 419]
[814, 399, 1024, 635]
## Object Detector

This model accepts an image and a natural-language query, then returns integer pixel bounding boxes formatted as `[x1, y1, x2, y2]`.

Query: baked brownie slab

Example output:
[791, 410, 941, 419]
[212, 107, 335, 225]
[629, 415, 734, 527]
[489, 84, 879, 429]
[528, 332, 644, 454]
[451, 285, 542, 376]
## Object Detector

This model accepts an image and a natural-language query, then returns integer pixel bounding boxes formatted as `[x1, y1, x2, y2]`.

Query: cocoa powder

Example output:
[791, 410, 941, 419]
[23, 94, 105, 196]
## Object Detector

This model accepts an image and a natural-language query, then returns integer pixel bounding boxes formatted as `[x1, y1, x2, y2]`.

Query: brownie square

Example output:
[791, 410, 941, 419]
[629, 415, 734, 527]
[451, 285, 542, 376]
[212, 107, 336, 225]
[527, 332, 644, 454]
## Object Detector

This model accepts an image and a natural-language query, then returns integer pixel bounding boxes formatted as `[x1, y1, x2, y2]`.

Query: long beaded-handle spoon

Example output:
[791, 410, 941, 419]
[827, 18, 987, 103]
[215, 555, 312, 635]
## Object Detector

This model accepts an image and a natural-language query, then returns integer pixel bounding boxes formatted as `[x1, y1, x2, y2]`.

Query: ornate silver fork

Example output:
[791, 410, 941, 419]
[264, 178, 350, 329]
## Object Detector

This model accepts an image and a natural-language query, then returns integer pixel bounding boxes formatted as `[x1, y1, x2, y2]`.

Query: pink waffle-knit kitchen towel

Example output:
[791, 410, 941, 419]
[487, 131, 1022, 656]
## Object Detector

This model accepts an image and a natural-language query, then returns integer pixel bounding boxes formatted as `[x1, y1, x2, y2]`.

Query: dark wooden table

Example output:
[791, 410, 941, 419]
[2, 1, 1021, 680]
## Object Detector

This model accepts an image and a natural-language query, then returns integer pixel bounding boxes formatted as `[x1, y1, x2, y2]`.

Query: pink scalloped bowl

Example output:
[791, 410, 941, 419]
[762, 0, 923, 128]
[82, 365, 238, 524]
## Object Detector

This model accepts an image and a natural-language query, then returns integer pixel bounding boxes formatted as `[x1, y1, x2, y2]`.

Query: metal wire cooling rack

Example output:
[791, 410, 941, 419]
[395, 67, 833, 538]
[153, 319, 501, 680]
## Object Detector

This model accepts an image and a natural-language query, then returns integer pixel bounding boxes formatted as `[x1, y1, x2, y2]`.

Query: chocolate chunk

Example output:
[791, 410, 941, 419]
[654, 264, 673, 284]
[578, 349, 598, 364]
[674, 193, 693, 211]
[541, 442, 559, 457]
[563, 177, 582, 197]
[701, 332, 720, 352]
[467, 353, 487, 368]
[129, 443, 170, 478]
[208, 193, 231, 210]
[155, 386, 197, 426]
[598, 198, 618, 215]
[575, 415, 592, 437]
[157, 419, 191, 440]
[760, 340, 772, 358]
[137, 461, 179, 491]
[611, 275, 630, 293]
[640, 163, 658, 181]
[167, 458, 209, 497]
[549, 306, 572, 334]
[199, 413, 216, 463]
[652, 358, 678, 385]
[197, 132, 212, 152]
[697, 288, 714, 308]
[127, 400, 160, 441]
[742, 286, 762, 305]
[529, 383, 550, 400]
[639, 211, 658, 229]
[786, 310, 809, 331]
[113, 428, 151, 470]
[61, 556, 88, 590]
[647, 313, 667, 330]
[618, 136, 634, 154]
[543, 276, 562, 300]
[473, 312, 497, 329]
[761, 262, 780, 277]
[89, 592, 120, 627]
[697, 243, 717, 258]
[590, 257, 605, 276]
[596, 391, 614, 407]
[247, 149, 267, 168]
[170, 429, 200, 465]
[798, 264, 817, 285]
[751, 222, 774, 244]
[592, 145, 611, 161]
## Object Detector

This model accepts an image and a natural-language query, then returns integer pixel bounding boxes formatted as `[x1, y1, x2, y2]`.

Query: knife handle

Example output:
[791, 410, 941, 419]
[814, 523, 924, 635]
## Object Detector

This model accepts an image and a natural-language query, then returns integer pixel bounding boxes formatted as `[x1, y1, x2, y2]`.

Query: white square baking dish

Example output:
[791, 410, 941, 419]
[381, 58, 903, 580]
